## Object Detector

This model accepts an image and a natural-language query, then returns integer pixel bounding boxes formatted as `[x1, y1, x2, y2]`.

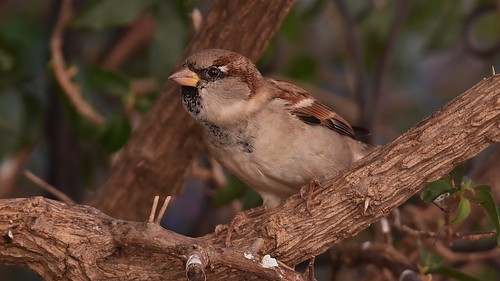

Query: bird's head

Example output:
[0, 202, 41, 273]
[169, 49, 266, 126]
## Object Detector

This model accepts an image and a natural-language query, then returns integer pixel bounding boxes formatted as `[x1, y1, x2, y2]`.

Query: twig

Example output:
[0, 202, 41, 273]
[186, 247, 207, 281]
[24, 170, 75, 204]
[302, 257, 317, 281]
[331, 242, 417, 280]
[148, 196, 160, 223]
[434, 241, 500, 263]
[333, 0, 367, 126]
[50, 0, 103, 126]
[190, 158, 227, 187]
[210, 158, 227, 187]
[0, 148, 32, 197]
[155, 196, 172, 224]
[380, 217, 392, 244]
[102, 14, 155, 70]
[190, 8, 203, 33]
[130, 78, 158, 97]
[371, 0, 413, 131]
[393, 208, 497, 240]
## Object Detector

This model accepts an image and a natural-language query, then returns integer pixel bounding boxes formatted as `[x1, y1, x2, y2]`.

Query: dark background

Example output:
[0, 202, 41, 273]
[0, 0, 499, 280]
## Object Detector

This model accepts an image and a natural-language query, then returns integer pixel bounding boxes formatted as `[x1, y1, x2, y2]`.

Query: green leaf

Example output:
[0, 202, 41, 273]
[213, 175, 247, 207]
[284, 55, 319, 82]
[418, 240, 444, 268]
[73, 0, 155, 30]
[460, 178, 474, 192]
[473, 185, 500, 246]
[449, 196, 471, 225]
[428, 266, 482, 281]
[85, 66, 130, 98]
[451, 165, 466, 188]
[98, 114, 131, 153]
[420, 178, 454, 203]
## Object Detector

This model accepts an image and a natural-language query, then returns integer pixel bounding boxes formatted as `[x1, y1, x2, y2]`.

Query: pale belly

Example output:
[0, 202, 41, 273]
[204, 123, 356, 207]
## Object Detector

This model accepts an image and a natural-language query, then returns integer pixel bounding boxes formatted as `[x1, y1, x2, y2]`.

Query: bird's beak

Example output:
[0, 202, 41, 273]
[168, 66, 200, 87]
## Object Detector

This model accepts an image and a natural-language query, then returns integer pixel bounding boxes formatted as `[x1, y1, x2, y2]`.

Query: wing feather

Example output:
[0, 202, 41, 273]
[269, 79, 356, 138]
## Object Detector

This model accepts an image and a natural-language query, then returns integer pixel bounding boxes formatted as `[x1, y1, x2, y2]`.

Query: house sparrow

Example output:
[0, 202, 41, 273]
[169, 49, 374, 208]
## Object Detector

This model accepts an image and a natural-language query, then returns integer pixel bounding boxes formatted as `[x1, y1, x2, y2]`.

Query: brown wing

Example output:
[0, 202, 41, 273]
[269, 79, 356, 138]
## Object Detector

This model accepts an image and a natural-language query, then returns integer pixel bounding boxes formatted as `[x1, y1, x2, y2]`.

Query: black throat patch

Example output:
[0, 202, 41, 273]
[180, 86, 202, 117]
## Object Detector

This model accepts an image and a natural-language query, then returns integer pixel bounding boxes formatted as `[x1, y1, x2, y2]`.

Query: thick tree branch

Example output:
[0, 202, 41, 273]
[87, 0, 296, 220]
[0, 75, 498, 279]
[205, 74, 499, 265]
[0, 197, 306, 280]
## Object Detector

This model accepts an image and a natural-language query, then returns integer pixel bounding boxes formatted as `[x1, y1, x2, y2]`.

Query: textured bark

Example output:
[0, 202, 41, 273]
[87, 0, 296, 220]
[1, 75, 498, 280]
[0, 197, 305, 280]
[205, 75, 499, 265]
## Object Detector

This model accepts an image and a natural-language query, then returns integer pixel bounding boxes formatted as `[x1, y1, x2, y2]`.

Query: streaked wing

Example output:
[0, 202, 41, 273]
[269, 79, 356, 138]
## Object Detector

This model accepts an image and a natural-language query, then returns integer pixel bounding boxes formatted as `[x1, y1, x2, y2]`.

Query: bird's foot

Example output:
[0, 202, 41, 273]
[223, 205, 266, 247]
[300, 179, 321, 215]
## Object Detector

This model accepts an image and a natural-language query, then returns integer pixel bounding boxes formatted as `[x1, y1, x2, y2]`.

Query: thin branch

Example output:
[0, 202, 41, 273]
[148, 196, 160, 223]
[102, 13, 155, 70]
[333, 0, 367, 125]
[50, 0, 103, 126]
[190, 8, 203, 34]
[0, 148, 32, 197]
[186, 248, 207, 281]
[393, 208, 497, 241]
[331, 242, 417, 280]
[434, 241, 500, 263]
[155, 196, 172, 224]
[24, 170, 75, 204]
[371, 0, 413, 131]
[190, 158, 227, 188]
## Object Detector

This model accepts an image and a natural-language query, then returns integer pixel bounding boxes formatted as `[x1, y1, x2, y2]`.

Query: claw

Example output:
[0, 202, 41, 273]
[300, 179, 321, 215]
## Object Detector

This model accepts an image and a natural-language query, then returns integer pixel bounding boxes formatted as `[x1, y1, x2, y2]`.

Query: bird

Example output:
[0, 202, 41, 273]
[169, 49, 375, 209]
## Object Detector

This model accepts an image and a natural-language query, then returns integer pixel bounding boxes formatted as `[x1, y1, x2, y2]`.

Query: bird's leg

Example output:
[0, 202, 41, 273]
[222, 205, 266, 247]
[300, 179, 321, 215]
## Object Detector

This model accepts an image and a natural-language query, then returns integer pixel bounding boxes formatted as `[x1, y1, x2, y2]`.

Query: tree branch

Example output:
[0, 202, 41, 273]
[0, 197, 307, 280]
[204, 74, 500, 265]
[50, 0, 104, 126]
[1, 74, 498, 279]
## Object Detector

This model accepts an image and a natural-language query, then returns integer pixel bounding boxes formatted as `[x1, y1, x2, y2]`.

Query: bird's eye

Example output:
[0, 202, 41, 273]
[206, 67, 220, 78]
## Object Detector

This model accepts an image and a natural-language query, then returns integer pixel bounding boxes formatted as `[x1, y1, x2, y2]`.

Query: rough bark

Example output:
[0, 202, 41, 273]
[206, 74, 499, 265]
[0, 197, 306, 280]
[87, 0, 296, 220]
[1, 75, 498, 280]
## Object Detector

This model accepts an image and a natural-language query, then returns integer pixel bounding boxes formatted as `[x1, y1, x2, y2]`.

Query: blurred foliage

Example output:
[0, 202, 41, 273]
[0, 0, 499, 280]
[73, 0, 156, 30]
[422, 166, 500, 246]
[213, 174, 262, 209]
